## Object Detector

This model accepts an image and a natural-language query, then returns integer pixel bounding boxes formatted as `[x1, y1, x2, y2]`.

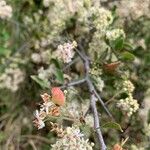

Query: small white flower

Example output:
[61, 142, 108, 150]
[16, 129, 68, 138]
[33, 110, 45, 129]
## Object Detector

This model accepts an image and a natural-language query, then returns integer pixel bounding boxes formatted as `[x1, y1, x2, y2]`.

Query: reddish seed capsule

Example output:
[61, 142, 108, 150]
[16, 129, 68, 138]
[51, 87, 65, 106]
[103, 61, 121, 74]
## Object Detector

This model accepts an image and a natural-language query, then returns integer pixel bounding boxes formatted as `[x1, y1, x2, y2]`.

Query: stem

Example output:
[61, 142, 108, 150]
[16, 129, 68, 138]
[91, 93, 107, 150]
[86, 77, 107, 150]
[105, 91, 122, 105]
[60, 78, 86, 89]
[93, 88, 114, 119]
[63, 57, 79, 71]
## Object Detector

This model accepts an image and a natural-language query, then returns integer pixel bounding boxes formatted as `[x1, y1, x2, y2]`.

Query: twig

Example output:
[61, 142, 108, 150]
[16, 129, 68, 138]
[93, 88, 114, 119]
[60, 78, 86, 89]
[105, 91, 122, 105]
[91, 93, 107, 150]
[28, 140, 38, 150]
[62, 57, 79, 71]
[75, 48, 86, 61]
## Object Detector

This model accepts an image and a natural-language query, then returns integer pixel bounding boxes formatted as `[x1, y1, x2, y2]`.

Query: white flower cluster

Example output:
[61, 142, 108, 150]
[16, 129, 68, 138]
[85, 114, 94, 127]
[88, 7, 114, 56]
[63, 100, 81, 119]
[51, 126, 94, 150]
[144, 123, 150, 137]
[117, 94, 139, 117]
[91, 7, 113, 32]
[56, 41, 77, 63]
[88, 31, 110, 57]
[0, 0, 12, 19]
[31, 50, 50, 64]
[93, 76, 105, 92]
[130, 145, 145, 150]
[43, 0, 51, 7]
[90, 65, 102, 76]
[122, 80, 135, 93]
[0, 67, 24, 92]
[62, 99, 90, 121]
[116, 79, 139, 117]
[106, 29, 125, 41]
[34, 37, 51, 49]
[116, 79, 135, 94]
[109, 0, 150, 20]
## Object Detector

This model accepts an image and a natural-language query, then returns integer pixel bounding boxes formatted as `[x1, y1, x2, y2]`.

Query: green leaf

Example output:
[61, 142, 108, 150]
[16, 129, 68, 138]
[51, 59, 64, 84]
[55, 68, 64, 84]
[111, 38, 124, 50]
[114, 38, 124, 50]
[123, 42, 134, 51]
[0, 47, 10, 55]
[51, 58, 61, 69]
[102, 122, 123, 132]
[0, 131, 6, 142]
[121, 51, 135, 62]
[31, 75, 49, 89]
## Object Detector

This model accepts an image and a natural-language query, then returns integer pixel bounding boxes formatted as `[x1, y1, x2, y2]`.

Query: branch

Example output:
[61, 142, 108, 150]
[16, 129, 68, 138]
[86, 77, 106, 150]
[91, 93, 107, 150]
[83, 53, 107, 149]
[60, 46, 114, 149]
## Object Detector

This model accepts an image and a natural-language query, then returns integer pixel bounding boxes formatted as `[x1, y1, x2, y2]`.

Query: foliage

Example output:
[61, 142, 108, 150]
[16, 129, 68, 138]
[0, 0, 150, 149]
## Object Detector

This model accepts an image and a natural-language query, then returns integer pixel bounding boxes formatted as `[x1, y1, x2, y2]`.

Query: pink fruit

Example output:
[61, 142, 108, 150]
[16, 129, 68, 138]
[51, 87, 65, 106]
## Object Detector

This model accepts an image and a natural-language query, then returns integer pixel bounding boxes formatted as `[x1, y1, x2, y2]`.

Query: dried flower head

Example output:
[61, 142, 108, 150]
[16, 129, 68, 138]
[50, 122, 65, 137]
[33, 110, 46, 129]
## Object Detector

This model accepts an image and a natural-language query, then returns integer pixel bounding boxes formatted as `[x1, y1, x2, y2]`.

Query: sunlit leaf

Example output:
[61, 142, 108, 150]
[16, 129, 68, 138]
[51, 59, 64, 84]
[31, 75, 49, 89]
[121, 51, 135, 62]
[111, 38, 124, 50]
[55, 68, 64, 84]
[102, 122, 123, 132]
